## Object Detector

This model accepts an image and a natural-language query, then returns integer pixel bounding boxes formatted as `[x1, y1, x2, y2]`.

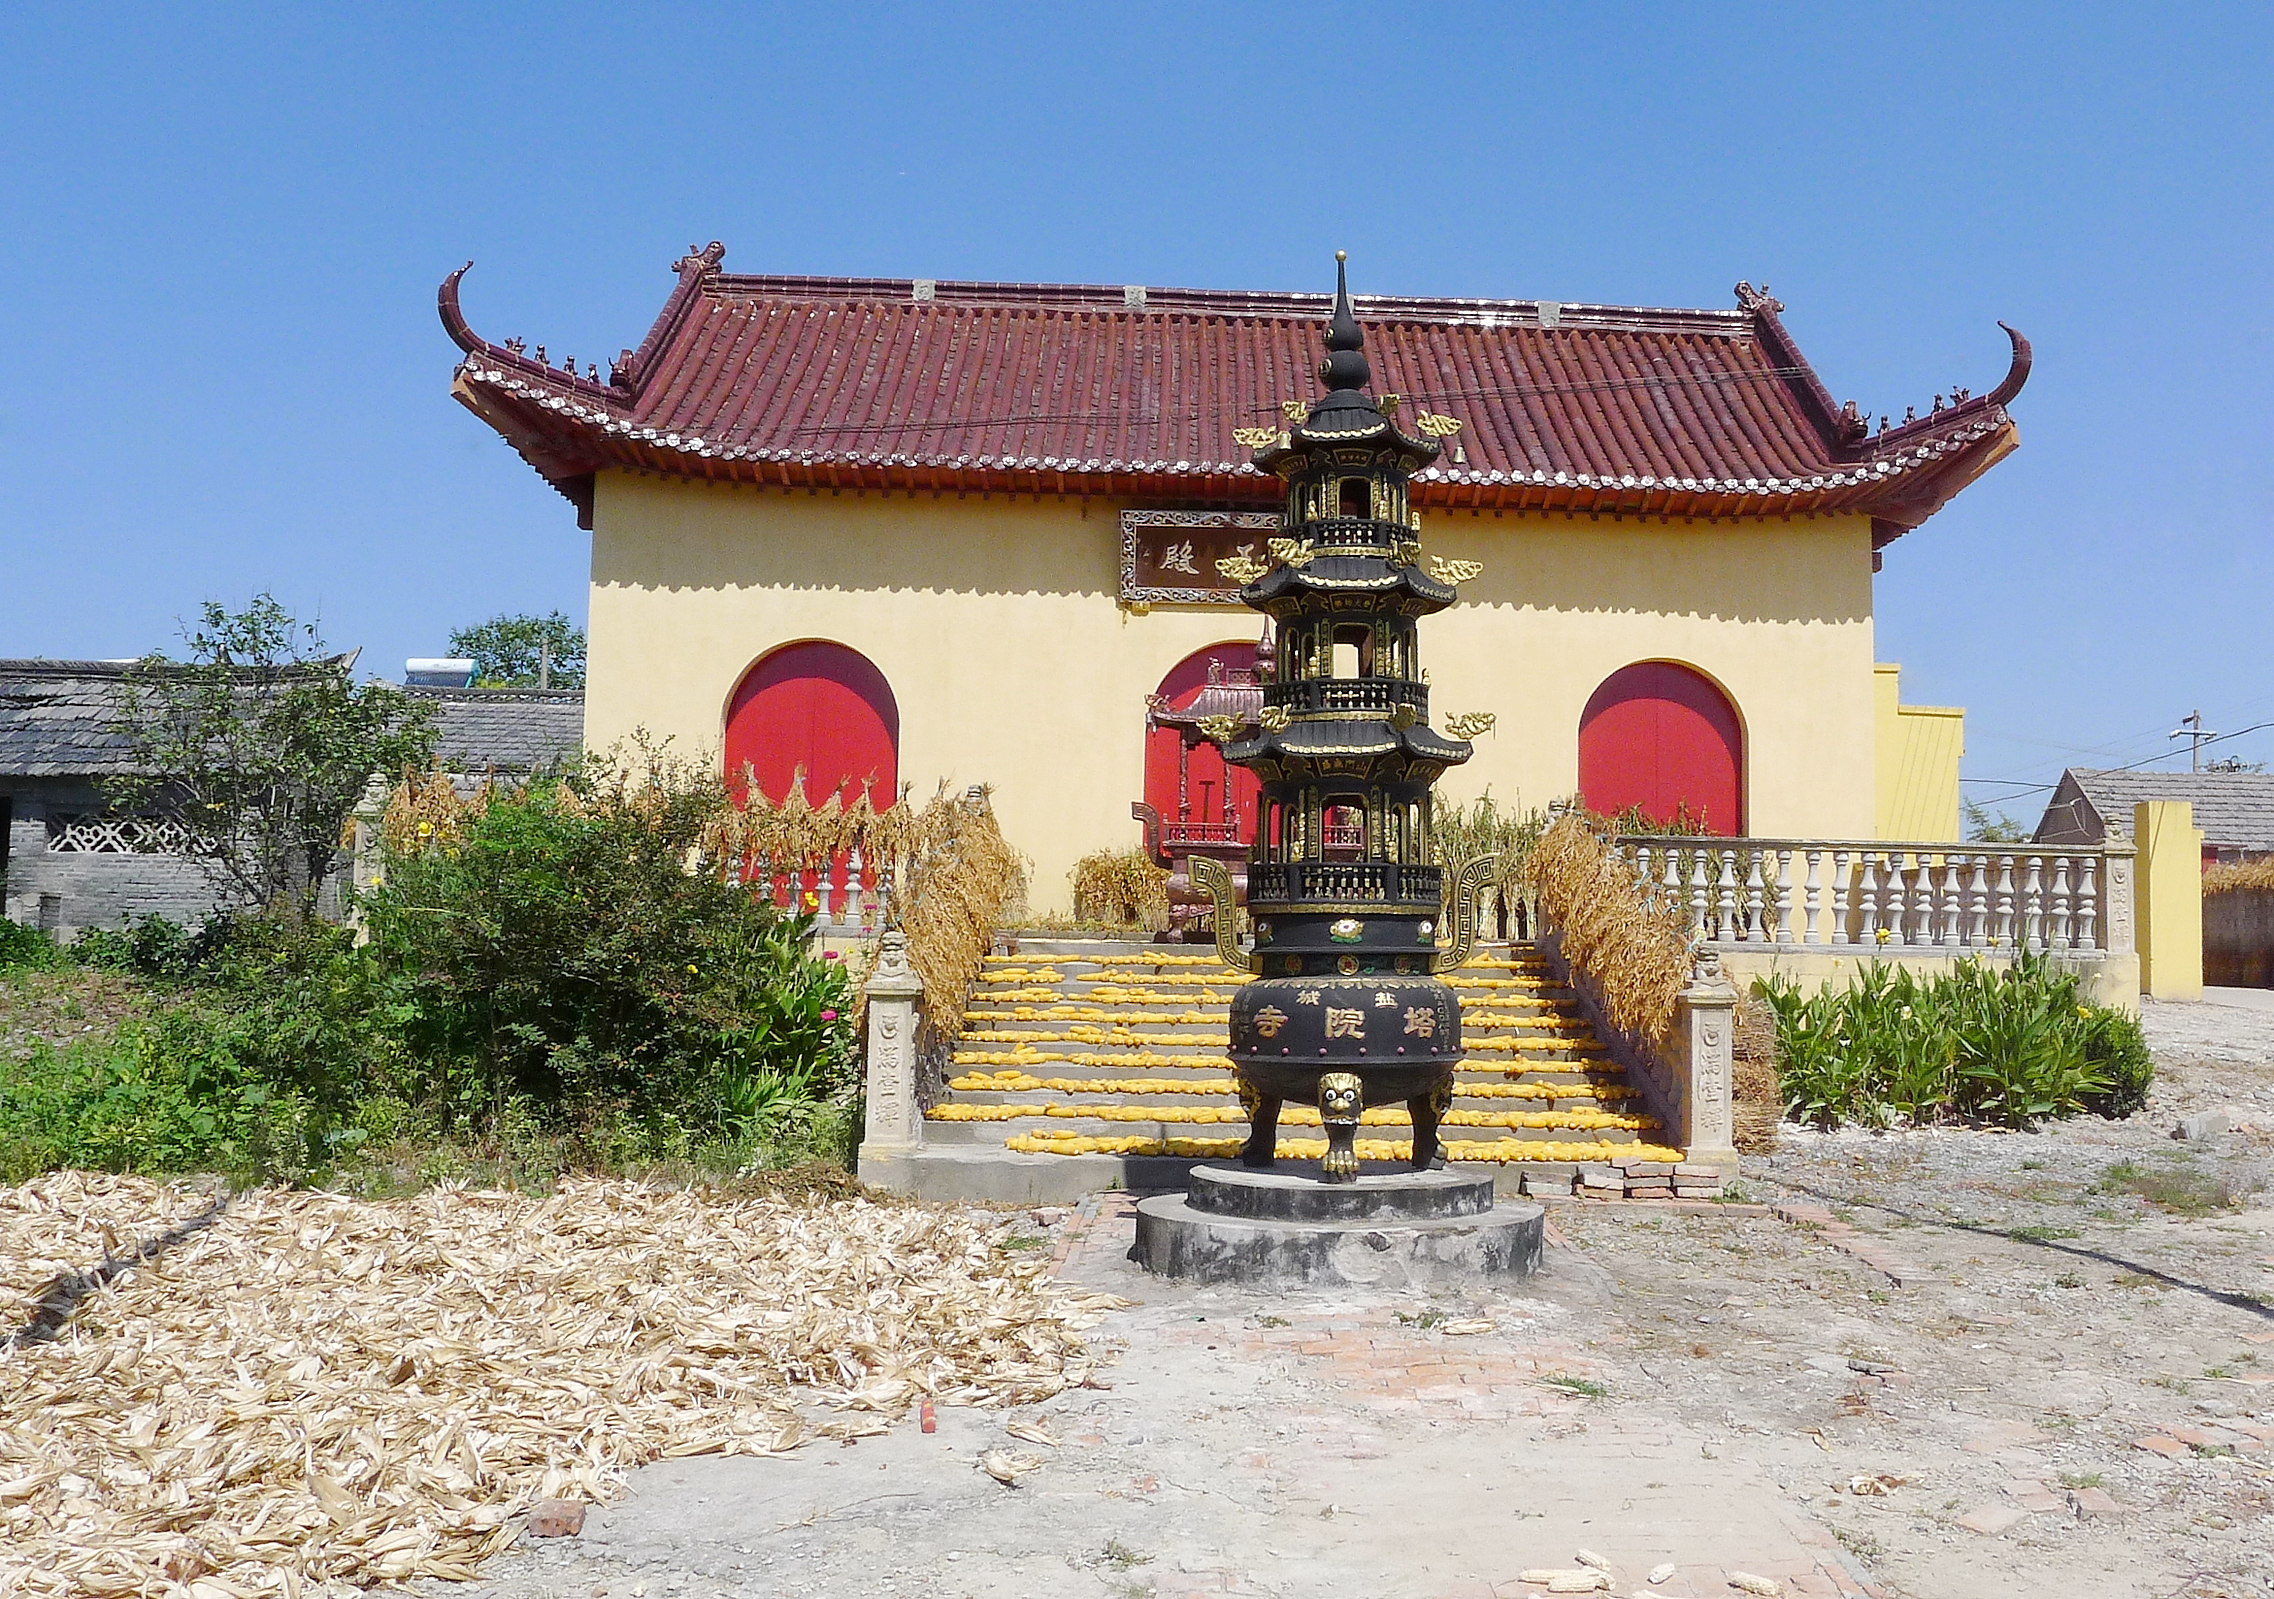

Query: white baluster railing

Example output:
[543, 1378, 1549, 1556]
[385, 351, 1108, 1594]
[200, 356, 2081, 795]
[1611, 837, 2123, 960]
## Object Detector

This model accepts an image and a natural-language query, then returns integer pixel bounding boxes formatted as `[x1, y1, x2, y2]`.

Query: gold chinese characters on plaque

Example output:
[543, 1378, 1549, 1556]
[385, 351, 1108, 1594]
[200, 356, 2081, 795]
[1120, 510, 1280, 606]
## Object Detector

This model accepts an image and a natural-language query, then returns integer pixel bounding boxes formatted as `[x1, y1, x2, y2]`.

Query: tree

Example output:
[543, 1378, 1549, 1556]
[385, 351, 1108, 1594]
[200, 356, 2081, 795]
[1963, 798, 2032, 843]
[109, 596, 437, 920]
[447, 611, 587, 689]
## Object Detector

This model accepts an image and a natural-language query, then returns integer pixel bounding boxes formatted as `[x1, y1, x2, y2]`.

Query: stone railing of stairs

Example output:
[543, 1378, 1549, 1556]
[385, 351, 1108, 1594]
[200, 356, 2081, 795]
[858, 936, 1729, 1205]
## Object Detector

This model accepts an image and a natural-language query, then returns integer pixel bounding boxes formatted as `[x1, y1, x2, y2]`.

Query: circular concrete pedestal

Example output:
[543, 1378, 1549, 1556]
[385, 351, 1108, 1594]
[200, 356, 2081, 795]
[1133, 1162, 1544, 1287]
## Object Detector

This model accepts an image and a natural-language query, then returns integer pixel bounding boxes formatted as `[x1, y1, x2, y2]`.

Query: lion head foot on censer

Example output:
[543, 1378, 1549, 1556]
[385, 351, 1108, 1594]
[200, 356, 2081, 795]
[1408, 1079, 1454, 1173]
[1237, 1080, 1282, 1169]
[1318, 1072, 1363, 1182]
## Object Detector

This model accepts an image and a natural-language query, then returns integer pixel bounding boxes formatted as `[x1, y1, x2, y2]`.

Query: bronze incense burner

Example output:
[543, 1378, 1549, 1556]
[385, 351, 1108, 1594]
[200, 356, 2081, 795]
[1192, 253, 1495, 1181]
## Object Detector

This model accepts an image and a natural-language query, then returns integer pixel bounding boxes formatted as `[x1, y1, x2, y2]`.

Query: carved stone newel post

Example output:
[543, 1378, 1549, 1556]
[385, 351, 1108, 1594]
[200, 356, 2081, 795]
[1675, 947, 1740, 1171]
[856, 932, 926, 1182]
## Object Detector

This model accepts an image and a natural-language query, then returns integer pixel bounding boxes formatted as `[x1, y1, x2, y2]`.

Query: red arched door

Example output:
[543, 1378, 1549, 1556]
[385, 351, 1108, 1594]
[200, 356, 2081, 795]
[1578, 662, 1743, 833]
[1144, 641, 1265, 851]
[725, 641, 899, 810]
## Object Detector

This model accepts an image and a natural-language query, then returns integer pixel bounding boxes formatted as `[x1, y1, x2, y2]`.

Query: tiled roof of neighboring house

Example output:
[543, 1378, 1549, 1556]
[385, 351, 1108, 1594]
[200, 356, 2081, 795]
[0, 661, 152, 778]
[441, 245, 2029, 554]
[406, 686, 584, 775]
[0, 662, 580, 784]
[2034, 768, 2274, 851]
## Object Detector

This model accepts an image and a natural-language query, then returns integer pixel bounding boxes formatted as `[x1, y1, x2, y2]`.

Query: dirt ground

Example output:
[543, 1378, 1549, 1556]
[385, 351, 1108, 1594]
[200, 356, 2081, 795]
[440, 993, 2274, 1599]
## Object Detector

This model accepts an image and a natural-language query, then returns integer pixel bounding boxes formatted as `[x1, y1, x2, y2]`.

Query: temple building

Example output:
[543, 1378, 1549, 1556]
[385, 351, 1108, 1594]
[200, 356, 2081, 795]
[440, 246, 2025, 913]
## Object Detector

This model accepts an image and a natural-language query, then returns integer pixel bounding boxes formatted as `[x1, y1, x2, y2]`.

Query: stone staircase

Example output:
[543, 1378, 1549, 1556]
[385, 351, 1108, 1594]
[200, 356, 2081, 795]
[911, 939, 1707, 1202]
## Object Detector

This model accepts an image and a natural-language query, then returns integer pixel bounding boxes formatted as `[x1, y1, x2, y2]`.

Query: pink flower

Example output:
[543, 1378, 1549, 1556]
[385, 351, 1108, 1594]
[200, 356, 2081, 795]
[822, 950, 841, 960]
[821, 1009, 840, 1022]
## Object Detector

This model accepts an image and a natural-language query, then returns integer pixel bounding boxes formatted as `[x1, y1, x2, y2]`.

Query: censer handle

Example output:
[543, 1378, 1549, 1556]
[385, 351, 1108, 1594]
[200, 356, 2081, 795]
[1431, 853, 1499, 974]
[1188, 857, 1258, 974]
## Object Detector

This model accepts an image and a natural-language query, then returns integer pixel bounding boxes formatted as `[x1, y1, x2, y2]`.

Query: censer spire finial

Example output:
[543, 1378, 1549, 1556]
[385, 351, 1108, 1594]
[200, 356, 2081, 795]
[1321, 251, 1370, 392]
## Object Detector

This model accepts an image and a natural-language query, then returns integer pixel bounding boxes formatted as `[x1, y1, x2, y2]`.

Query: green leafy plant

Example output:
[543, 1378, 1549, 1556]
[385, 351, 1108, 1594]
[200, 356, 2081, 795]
[0, 919, 64, 970]
[1756, 954, 2149, 1131]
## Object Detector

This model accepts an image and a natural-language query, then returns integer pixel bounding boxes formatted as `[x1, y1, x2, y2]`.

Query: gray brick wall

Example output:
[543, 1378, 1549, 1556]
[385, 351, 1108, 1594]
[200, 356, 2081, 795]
[0, 779, 235, 938]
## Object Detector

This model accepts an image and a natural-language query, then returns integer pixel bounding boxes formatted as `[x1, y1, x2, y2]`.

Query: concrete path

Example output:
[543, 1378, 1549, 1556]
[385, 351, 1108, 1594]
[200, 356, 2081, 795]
[2197, 986, 2274, 1013]
[451, 1198, 1876, 1599]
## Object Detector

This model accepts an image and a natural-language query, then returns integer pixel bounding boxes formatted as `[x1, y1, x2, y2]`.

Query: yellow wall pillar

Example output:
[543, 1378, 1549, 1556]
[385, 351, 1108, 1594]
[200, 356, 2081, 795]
[2134, 800, 2204, 999]
[1874, 663, 1965, 841]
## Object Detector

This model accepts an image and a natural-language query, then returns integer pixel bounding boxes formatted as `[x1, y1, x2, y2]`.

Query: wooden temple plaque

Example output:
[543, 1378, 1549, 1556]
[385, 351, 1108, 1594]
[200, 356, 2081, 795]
[1120, 510, 1280, 606]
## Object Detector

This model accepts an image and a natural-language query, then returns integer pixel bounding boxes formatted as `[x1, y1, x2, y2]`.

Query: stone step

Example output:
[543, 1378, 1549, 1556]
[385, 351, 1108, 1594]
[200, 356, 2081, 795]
[946, 1068, 1629, 1093]
[946, 1078, 1640, 1102]
[924, 939, 1666, 1180]
[923, 1113, 1652, 1145]
[995, 1130, 1673, 1162]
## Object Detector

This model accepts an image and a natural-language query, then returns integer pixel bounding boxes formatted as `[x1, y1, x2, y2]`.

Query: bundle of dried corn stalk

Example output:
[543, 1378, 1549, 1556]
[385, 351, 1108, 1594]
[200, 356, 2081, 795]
[1, 1172, 1119, 1596]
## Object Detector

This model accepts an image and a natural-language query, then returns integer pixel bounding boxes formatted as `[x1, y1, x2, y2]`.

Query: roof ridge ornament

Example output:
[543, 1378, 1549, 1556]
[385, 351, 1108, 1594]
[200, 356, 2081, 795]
[1734, 280, 1785, 315]
[672, 241, 727, 276]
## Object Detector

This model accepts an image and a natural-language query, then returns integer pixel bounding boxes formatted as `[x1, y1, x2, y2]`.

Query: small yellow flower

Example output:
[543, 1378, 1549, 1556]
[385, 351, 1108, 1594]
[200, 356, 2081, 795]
[1874, 927, 1891, 944]
[2077, 1004, 2092, 1018]
[687, 964, 699, 974]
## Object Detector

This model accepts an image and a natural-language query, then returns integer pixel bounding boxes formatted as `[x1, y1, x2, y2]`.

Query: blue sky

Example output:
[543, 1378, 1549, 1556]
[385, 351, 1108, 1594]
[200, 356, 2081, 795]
[3, 2, 2267, 820]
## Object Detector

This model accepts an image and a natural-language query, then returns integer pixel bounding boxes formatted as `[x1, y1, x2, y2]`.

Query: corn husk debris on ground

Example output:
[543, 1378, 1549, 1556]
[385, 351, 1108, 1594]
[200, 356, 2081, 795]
[0, 1172, 1121, 1596]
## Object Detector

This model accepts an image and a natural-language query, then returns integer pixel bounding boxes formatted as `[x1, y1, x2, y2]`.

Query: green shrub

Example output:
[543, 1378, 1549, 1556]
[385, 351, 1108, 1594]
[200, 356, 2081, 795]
[0, 1003, 316, 1183]
[0, 918, 64, 970]
[1758, 954, 2150, 1131]
[361, 768, 856, 1150]
[1, 758, 861, 1185]
[2080, 1006, 2154, 1119]
[71, 912, 229, 982]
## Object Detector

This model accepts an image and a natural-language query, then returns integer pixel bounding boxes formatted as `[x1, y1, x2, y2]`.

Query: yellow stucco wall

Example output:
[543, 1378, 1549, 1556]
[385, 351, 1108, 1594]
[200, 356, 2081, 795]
[2134, 800, 2204, 999]
[1874, 663, 1965, 842]
[586, 472, 1881, 913]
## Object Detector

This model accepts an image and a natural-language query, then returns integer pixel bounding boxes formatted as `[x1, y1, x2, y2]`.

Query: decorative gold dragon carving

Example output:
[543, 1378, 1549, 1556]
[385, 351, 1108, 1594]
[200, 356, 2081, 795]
[1442, 710, 1497, 740]
[1431, 853, 1499, 974]
[1189, 857, 1258, 974]
[1429, 555, 1483, 586]
[1215, 555, 1270, 584]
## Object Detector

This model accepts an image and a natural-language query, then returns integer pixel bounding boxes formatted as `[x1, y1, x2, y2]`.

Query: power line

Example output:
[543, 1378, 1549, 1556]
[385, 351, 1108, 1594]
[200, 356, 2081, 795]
[1962, 718, 2274, 800]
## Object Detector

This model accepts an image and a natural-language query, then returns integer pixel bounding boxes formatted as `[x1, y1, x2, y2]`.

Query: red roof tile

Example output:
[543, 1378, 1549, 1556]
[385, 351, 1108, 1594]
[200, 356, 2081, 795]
[441, 245, 2027, 546]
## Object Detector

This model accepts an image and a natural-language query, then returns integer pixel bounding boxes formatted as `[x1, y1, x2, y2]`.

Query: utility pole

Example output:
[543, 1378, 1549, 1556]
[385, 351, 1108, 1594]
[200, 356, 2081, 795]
[539, 640, 551, 691]
[2168, 709, 2219, 772]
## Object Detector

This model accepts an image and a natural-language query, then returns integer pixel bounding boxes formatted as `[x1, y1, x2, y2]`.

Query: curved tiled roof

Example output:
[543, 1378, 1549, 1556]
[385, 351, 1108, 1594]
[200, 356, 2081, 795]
[442, 246, 2026, 548]
[0, 665, 584, 782]
[405, 685, 584, 776]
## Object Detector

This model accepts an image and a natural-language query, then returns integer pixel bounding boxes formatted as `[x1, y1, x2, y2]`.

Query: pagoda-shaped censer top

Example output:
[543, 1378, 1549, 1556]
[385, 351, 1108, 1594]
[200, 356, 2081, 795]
[1190, 254, 1497, 1181]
